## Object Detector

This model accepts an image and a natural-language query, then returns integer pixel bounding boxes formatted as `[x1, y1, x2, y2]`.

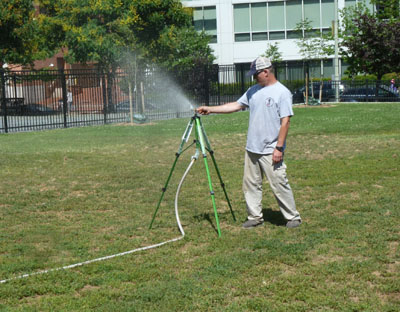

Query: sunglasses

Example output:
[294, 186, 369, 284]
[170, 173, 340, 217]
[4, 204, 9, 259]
[253, 70, 264, 77]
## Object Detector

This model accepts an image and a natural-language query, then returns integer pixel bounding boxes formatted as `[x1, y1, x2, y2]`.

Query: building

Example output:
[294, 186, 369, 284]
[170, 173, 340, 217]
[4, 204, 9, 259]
[182, 0, 376, 79]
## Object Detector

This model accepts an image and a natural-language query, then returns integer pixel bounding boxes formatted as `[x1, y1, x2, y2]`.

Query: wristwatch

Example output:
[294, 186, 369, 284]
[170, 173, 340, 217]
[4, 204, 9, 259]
[275, 146, 284, 152]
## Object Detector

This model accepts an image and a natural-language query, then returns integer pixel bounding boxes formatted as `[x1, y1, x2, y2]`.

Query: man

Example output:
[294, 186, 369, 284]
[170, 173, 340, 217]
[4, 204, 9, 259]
[196, 56, 301, 229]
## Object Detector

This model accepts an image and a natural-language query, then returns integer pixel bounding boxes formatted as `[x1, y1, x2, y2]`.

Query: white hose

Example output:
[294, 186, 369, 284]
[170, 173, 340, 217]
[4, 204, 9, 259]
[1, 157, 196, 284]
[175, 157, 197, 236]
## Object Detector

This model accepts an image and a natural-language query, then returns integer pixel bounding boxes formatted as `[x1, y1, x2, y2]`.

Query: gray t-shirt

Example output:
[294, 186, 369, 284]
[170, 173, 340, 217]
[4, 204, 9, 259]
[237, 81, 293, 155]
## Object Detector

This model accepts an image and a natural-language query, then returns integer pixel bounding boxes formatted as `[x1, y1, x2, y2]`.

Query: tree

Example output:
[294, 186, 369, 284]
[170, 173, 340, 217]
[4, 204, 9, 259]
[294, 18, 334, 80]
[373, 0, 400, 19]
[262, 43, 283, 63]
[341, 3, 400, 80]
[39, 0, 214, 72]
[294, 18, 334, 103]
[0, 0, 41, 68]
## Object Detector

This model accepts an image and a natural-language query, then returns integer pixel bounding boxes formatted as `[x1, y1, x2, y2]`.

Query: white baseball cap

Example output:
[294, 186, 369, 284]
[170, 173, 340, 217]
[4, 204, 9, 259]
[247, 57, 272, 76]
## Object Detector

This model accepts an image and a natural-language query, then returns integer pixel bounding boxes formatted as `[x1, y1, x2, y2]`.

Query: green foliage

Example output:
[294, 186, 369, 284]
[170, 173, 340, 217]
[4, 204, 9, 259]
[294, 18, 334, 80]
[38, 0, 214, 71]
[341, 74, 377, 81]
[340, 2, 400, 80]
[156, 27, 214, 71]
[372, 0, 400, 19]
[0, 0, 40, 66]
[382, 72, 400, 81]
[262, 43, 283, 63]
[294, 19, 334, 61]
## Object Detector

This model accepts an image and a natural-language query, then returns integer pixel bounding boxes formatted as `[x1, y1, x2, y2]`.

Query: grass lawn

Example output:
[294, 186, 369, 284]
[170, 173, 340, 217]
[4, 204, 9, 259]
[0, 103, 399, 311]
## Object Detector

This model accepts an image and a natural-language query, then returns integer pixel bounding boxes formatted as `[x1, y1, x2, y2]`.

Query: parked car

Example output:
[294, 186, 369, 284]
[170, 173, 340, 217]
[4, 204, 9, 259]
[0, 97, 25, 115]
[20, 104, 60, 116]
[340, 86, 400, 102]
[114, 100, 133, 112]
[292, 82, 343, 104]
[110, 99, 157, 113]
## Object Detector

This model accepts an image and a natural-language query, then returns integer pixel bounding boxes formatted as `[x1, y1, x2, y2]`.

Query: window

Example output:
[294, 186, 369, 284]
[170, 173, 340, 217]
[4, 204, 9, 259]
[361, 0, 375, 12]
[345, 0, 375, 11]
[345, 0, 357, 8]
[322, 59, 334, 79]
[286, 0, 303, 39]
[193, 6, 217, 43]
[234, 4, 251, 41]
[233, 1, 342, 42]
[304, 0, 320, 28]
[269, 2, 285, 39]
[251, 3, 268, 41]
[321, 0, 335, 28]
[287, 61, 305, 81]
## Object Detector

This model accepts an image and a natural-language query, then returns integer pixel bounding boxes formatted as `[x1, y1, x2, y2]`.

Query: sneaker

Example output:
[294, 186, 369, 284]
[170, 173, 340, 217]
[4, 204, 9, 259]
[242, 219, 264, 229]
[286, 220, 302, 228]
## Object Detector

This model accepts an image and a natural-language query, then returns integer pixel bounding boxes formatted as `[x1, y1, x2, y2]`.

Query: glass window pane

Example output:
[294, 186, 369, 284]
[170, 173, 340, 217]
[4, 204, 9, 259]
[204, 6, 217, 35]
[341, 60, 350, 76]
[305, 29, 320, 38]
[361, 0, 375, 12]
[286, 0, 302, 30]
[193, 8, 203, 31]
[234, 4, 250, 33]
[251, 3, 267, 32]
[287, 61, 304, 81]
[321, 0, 335, 28]
[268, 2, 285, 31]
[309, 60, 321, 77]
[322, 28, 332, 36]
[252, 32, 268, 41]
[235, 33, 251, 42]
[269, 31, 285, 40]
[345, 0, 357, 9]
[304, 0, 320, 28]
[322, 59, 334, 78]
[287, 30, 302, 39]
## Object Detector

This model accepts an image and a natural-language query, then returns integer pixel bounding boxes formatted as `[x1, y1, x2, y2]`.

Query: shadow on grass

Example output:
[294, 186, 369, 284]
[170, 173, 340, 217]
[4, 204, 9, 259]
[262, 208, 286, 226]
[193, 213, 219, 235]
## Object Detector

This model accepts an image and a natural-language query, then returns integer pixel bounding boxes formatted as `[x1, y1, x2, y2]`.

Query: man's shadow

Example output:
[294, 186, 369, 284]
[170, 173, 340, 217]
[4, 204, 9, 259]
[262, 208, 286, 226]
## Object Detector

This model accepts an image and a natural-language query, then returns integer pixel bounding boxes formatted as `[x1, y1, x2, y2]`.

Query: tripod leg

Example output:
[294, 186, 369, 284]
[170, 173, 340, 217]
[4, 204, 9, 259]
[149, 154, 180, 229]
[199, 118, 236, 221]
[149, 118, 196, 229]
[195, 117, 222, 237]
[208, 151, 236, 221]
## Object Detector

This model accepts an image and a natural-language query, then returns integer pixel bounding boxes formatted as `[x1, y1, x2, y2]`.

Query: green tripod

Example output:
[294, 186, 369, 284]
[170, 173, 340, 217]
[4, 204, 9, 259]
[149, 113, 236, 237]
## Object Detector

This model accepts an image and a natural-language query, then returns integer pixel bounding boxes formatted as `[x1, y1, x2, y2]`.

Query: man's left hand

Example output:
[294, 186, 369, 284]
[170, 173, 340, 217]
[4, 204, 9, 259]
[272, 149, 283, 163]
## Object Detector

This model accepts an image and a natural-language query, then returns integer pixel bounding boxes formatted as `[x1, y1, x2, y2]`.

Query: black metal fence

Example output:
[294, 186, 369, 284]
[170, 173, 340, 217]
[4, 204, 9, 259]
[1, 66, 399, 133]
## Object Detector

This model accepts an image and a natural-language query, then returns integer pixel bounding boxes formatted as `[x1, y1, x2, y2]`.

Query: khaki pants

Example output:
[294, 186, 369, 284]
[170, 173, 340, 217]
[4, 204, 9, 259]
[243, 151, 301, 222]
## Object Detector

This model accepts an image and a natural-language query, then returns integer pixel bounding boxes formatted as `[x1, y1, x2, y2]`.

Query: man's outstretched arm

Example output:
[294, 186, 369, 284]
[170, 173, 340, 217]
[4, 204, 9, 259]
[196, 102, 243, 115]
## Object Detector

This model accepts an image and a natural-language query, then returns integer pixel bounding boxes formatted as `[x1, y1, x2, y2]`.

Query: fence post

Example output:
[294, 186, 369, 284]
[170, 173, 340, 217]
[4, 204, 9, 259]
[101, 72, 107, 124]
[1, 69, 8, 133]
[59, 68, 68, 128]
[240, 64, 245, 95]
[204, 65, 210, 106]
[217, 65, 221, 106]
[365, 79, 368, 102]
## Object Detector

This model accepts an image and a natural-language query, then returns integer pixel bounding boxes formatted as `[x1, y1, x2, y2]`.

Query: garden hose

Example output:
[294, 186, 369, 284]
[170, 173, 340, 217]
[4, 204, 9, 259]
[1, 155, 197, 284]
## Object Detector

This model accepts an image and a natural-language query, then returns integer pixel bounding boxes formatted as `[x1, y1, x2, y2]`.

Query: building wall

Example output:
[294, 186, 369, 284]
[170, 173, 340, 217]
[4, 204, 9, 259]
[182, 0, 374, 68]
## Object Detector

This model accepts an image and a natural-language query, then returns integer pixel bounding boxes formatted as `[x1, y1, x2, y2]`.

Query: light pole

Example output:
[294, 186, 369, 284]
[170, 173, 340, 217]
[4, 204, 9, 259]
[334, 0, 340, 102]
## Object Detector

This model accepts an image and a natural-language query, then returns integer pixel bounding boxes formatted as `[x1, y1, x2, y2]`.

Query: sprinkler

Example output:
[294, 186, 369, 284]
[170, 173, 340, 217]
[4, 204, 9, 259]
[149, 111, 236, 237]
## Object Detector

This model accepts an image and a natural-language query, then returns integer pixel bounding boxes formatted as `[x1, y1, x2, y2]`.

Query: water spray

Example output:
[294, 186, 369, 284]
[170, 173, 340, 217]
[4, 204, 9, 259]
[1, 112, 235, 284]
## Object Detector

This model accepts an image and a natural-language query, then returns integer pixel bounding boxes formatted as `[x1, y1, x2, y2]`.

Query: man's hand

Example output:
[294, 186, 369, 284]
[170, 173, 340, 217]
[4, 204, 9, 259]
[196, 106, 212, 115]
[272, 149, 283, 163]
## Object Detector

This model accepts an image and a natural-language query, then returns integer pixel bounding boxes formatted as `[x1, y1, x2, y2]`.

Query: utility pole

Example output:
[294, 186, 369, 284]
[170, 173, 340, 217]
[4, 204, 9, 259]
[334, 0, 340, 102]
